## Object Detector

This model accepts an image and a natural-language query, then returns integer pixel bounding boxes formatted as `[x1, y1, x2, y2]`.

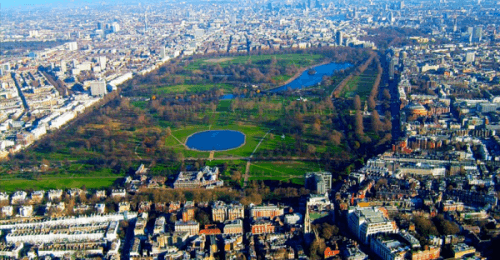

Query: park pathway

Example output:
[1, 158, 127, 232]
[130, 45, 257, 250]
[244, 129, 273, 187]
[170, 134, 188, 148]
[244, 160, 251, 187]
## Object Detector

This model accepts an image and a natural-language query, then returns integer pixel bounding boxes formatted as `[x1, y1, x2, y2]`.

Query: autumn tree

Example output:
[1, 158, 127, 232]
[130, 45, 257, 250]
[370, 110, 382, 133]
[368, 96, 376, 110]
[383, 89, 391, 100]
[433, 215, 460, 236]
[353, 95, 362, 110]
[354, 110, 364, 137]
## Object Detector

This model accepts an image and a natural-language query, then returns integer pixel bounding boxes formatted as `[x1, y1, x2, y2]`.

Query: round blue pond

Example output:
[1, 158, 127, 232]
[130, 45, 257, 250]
[185, 130, 245, 151]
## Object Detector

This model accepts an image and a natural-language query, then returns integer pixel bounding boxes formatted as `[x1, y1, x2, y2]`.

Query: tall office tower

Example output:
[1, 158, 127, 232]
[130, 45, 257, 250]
[159, 46, 167, 60]
[90, 81, 107, 97]
[467, 26, 474, 34]
[472, 26, 483, 42]
[308, 0, 315, 9]
[99, 56, 107, 69]
[389, 56, 396, 80]
[305, 172, 332, 194]
[144, 12, 148, 33]
[60, 60, 66, 73]
[97, 22, 103, 30]
[67, 42, 78, 51]
[336, 31, 343, 46]
[466, 52, 475, 63]
[111, 22, 120, 33]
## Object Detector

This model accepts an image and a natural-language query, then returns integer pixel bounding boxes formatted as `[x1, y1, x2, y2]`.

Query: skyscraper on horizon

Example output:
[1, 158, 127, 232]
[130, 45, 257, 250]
[336, 30, 343, 46]
[144, 11, 148, 33]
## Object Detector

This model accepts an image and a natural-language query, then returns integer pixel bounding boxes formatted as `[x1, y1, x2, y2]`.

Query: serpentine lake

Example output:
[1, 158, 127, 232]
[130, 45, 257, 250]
[269, 62, 351, 93]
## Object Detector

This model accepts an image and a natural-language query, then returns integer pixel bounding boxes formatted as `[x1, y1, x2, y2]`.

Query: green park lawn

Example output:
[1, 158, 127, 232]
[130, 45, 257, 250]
[186, 53, 324, 70]
[248, 161, 322, 185]
[154, 83, 232, 95]
[340, 65, 378, 100]
[0, 176, 120, 192]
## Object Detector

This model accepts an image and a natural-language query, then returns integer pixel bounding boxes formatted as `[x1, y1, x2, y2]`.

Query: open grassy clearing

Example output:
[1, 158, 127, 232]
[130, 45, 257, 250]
[247, 161, 323, 186]
[186, 53, 324, 70]
[0, 176, 120, 192]
[154, 83, 233, 95]
[216, 100, 232, 112]
[340, 65, 378, 100]
[164, 121, 268, 159]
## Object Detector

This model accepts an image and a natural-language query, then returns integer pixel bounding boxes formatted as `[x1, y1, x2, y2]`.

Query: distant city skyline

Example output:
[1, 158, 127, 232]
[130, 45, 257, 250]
[0, 0, 232, 9]
[0, 0, 130, 9]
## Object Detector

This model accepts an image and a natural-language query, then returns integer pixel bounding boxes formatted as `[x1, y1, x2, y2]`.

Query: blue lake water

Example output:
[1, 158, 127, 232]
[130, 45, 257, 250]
[186, 130, 245, 151]
[269, 62, 351, 93]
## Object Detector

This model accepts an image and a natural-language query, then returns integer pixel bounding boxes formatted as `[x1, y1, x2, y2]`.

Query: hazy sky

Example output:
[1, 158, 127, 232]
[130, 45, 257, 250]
[0, 0, 99, 9]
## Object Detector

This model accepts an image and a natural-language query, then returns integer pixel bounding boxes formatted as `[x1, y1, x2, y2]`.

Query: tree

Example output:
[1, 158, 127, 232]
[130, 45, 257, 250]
[329, 130, 342, 145]
[433, 215, 460, 235]
[368, 96, 376, 110]
[318, 222, 339, 240]
[165, 127, 172, 137]
[353, 95, 362, 110]
[231, 171, 242, 182]
[354, 110, 364, 136]
[309, 238, 326, 260]
[371, 110, 382, 133]
[383, 89, 391, 100]
[414, 216, 439, 237]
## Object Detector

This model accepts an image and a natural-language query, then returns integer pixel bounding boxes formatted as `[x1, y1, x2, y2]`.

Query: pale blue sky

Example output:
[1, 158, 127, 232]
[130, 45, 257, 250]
[0, 0, 99, 9]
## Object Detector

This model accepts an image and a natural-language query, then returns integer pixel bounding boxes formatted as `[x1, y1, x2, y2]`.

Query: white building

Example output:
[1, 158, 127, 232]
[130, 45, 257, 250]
[10, 191, 27, 204]
[0, 192, 9, 202]
[67, 42, 78, 51]
[19, 205, 33, 217]
[2, 206, 14, 217]
[95, 204, 106, 214]
[111, 189, 126, 198]
[348, 207, 398, 244]
[370, 236, 408, 260]
[174, 221, 200, 236]
[284, 213, 302, 225]
[47, 189, 63, 201]
[89, 80, 107, 97]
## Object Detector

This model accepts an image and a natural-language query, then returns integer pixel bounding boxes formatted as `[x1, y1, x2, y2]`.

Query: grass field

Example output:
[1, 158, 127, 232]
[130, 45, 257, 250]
[165, 122, 269, 159]
[248, 161, 322, 185]
[153, 83, 233, 95]
[186, 53, 324, 70]
[0, 176, 121, 192]
[216, 100, 232, 112]
[340, 65, 378, 100]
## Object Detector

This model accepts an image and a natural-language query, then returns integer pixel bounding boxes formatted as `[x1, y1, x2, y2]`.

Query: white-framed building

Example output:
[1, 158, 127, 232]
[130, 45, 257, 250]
[370, 236, 408, 260]
[0, 192, 8, 202]
[95, 204, 106, 214]
[10, 191, 27, 204]
[348, 207, 398, 244]
[30, 190, 45, 202]
[174, 220, 199, 236]
[18, 205, 33, 218]
[111, 189, 126, 198]
[1, 206, 14, 217]
[47, 189, 63, 201]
